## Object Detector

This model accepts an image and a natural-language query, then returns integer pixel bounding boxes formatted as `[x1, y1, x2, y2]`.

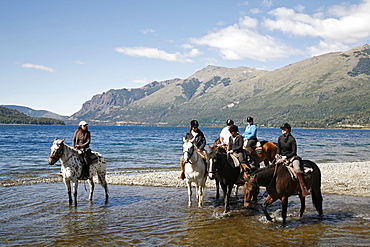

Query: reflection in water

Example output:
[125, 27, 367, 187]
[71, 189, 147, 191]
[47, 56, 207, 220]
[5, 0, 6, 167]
[1, 183, 370, 246]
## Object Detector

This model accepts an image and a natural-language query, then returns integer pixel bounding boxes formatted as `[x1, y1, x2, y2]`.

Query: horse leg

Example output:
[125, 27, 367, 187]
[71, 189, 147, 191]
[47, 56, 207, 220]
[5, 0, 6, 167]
[187, 180, 192, 207]
[216, 180, 220, 199]
[87, 177, 94, 201]
[73, 181, 78, 206]
[98, 172, 109, 204]
[281, 196, 289, 225]
[224, 184, 233, 213]
[262, 195, 276, 222]
[64, 178, 73, 205]
[299, 195, 306, 217]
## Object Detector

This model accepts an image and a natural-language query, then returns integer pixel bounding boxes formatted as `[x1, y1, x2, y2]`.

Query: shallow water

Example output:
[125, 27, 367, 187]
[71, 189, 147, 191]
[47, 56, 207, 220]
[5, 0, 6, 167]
[1, 183, 370, 246]
[1, 125, 370, 246]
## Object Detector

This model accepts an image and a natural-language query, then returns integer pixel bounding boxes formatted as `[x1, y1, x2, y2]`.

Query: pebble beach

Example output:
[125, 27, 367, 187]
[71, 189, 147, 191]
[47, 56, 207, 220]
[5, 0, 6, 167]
[105, 161, 370, 197]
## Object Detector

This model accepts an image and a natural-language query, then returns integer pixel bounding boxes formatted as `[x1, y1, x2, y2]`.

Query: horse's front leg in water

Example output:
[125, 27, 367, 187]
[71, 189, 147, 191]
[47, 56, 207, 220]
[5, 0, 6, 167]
[64, 178, 73, 205]
[187, 181, 192, 207]
[262, 195, 275, 222]
[88, 178, 94, 201]
[73, 182, 78, 206]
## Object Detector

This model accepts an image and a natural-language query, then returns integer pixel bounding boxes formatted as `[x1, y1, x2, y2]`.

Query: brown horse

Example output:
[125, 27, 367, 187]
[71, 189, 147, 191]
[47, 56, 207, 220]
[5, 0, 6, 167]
[245, 141, 277, 167]
[243, 160, 323, 225]
[213, 137, 276, 167]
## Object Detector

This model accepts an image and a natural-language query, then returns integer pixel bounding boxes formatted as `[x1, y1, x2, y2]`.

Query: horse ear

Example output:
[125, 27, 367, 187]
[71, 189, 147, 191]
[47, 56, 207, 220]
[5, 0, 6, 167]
[54, 138, 58, 141]
[61, 139, 65, 143]
[208, 145, 213, 151]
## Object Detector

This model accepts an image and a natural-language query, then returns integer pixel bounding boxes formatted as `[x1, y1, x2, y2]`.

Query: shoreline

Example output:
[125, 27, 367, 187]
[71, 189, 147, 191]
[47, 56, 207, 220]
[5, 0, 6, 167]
[104, 161, 370, 197]
[2, 161, 370, 197]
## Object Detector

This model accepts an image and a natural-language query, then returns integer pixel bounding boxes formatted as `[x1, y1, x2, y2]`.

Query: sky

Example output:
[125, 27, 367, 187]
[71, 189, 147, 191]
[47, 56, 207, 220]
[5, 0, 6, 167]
[1, 0, 370, 116]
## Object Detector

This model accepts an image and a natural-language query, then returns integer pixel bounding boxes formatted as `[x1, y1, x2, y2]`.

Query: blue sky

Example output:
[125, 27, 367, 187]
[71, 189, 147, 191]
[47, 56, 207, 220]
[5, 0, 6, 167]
[1, 0, 370, 116]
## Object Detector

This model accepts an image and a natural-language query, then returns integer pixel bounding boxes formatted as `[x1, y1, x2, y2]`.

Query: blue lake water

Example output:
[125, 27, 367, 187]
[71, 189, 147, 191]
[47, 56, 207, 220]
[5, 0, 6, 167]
[1, 125, 370, 245]
[1, 125, 370, 184]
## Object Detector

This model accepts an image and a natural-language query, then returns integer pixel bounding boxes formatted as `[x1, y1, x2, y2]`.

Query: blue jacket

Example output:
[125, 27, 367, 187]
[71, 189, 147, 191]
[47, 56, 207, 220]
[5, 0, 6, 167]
[242, 124, 257, 140]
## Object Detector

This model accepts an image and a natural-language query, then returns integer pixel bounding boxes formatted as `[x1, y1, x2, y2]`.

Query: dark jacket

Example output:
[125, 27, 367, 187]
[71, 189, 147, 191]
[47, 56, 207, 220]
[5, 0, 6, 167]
[228, 134, 244, 153]
[72, 129, 91, 149]
[185, 129, 206, 150]
[277, 133, 297, 159]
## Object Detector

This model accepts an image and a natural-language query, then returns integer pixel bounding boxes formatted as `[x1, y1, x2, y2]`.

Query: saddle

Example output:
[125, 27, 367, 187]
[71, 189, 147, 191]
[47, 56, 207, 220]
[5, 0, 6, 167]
[284, 161, 314, 180]
[244, 141, 263, 155]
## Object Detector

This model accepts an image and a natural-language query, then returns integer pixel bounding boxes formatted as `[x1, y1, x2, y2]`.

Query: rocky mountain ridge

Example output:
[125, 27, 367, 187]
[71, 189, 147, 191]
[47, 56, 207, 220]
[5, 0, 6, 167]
[66, 45, 370, 128]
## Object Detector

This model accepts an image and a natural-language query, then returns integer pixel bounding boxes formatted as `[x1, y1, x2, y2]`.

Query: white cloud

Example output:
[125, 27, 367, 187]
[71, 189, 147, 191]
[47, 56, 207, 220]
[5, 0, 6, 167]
[189, 16, 298, 61]
[264, 0, 370, 55]
[115, 46, 196, 62]
[141, 29, 156, 35]
[73, 60, 85, 65]
[20, 63, 57, 73]
[132, 77, 149, 84]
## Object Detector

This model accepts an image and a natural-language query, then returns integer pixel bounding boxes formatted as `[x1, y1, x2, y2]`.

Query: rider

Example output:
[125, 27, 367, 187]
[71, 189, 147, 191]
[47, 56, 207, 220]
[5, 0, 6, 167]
[242, 117, 258, 149]
[275, 123, 309, 197]
[179, 120, 207, 179]
[227, 124, 248, 172]
[219, 119, 234, 147]
[72, 120, 91, 180]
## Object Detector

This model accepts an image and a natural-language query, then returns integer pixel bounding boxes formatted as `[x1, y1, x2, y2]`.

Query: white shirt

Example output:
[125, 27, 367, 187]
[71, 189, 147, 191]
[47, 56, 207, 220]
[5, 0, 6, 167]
[219, 126, 231, 144]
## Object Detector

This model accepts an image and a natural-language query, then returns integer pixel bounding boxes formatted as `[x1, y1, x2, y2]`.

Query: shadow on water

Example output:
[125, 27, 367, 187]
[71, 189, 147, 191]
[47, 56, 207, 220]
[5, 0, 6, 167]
[101, 195, 162, 207]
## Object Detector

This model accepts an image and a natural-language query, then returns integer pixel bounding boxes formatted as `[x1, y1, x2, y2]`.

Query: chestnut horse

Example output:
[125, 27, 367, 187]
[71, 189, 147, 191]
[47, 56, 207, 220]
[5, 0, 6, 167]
[213, 137, 276, 167]
[244, 160, 323, 225]
[244, 141, 277, 167]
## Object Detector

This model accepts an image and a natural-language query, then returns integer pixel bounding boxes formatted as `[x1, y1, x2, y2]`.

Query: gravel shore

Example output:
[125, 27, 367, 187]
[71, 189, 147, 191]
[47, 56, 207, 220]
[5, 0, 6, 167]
[106, 161, 370, 197]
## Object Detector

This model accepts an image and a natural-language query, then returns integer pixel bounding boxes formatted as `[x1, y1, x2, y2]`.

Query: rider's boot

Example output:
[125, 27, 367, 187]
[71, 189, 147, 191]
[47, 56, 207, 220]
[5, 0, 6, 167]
[179, 159, 185, 180]
[296, 172, 309, 197]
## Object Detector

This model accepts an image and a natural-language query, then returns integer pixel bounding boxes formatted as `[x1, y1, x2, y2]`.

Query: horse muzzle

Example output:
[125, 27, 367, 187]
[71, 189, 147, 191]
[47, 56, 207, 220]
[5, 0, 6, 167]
[48, 157, 56, 165]
[208, 172, 215, 180]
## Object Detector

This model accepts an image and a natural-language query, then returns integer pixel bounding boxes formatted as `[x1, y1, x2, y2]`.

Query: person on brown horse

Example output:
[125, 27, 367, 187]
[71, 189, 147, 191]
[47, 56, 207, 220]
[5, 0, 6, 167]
[72, 120, 92, 180]
[275, 123, 309, 197]
[227, 124, 252, 175]
[179, 120, 207, 180]
[242, 117, 258, 151]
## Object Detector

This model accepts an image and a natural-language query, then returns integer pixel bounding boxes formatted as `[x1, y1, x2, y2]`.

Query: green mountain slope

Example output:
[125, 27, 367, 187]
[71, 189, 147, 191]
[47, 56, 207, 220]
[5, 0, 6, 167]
[1, 105, 68, 120]
[67, 45, 370, 128]
[0, 106, 65, 125]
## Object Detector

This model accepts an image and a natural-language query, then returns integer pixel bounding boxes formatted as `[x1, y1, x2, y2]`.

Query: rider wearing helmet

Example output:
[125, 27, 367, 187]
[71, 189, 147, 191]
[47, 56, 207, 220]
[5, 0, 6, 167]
[227, 124, 250, 173]
[72, 120, 91, 180]
[179, 120, 207, 179]
[219, 119, 234, 147]
[242, 117, 257, 148]
[276, 123, 309, 197]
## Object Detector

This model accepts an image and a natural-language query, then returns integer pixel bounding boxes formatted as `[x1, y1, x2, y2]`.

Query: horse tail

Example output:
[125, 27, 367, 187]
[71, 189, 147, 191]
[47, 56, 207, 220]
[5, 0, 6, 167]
[304, 160, 323, 216]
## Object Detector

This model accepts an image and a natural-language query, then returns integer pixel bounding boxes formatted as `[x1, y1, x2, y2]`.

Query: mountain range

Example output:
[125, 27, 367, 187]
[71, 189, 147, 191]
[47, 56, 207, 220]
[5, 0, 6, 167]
[65, 45, 370, 128]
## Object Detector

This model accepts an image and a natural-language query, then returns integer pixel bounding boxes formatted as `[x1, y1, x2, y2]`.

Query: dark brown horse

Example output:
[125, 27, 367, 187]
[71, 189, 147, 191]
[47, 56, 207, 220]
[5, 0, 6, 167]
[243, 160, 323, 225]
[208, 146, 244, 213]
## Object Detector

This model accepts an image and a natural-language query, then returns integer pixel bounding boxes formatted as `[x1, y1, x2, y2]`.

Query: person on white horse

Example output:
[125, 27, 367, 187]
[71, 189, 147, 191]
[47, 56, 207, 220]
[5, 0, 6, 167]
[72, 121, 91, 180]
[219, 119, 234, 148]
[179, 120, 207, 180]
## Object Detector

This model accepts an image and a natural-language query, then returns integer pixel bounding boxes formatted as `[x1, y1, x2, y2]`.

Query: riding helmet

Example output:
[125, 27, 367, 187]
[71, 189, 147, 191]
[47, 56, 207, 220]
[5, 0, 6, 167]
[226, 119, 234, 126]
[190, 120, 199, 128]
[280, 123, 291, 130]
[246, 116, 253, 122]
[228, 124, 238, 133]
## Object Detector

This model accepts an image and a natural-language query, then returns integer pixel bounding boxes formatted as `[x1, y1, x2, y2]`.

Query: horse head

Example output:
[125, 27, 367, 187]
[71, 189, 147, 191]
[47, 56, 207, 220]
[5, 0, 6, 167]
[182, 137, 195, 163]
[207, 147, 225, 180]
[48, 138, 65, 165]
[243, 175, 258, 208]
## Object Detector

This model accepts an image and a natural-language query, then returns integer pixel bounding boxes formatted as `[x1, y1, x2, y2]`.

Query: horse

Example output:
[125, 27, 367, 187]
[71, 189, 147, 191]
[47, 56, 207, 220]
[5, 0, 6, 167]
[213, 137, 276, 167]
[243, 160, 323, 225]
[208, 146, 245, 213]
[244, 141, 277, 167]
[48, 138, 109, 206]
[182, 137, 207, 207]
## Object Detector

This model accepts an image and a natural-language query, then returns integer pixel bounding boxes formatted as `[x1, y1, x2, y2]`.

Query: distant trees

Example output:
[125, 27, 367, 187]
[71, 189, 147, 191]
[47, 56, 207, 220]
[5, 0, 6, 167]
[0, 106, 65, 125]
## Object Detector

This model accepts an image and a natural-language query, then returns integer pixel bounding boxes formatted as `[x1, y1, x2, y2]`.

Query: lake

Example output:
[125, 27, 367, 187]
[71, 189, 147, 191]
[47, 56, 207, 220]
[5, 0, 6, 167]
[1, 125, 370, 245]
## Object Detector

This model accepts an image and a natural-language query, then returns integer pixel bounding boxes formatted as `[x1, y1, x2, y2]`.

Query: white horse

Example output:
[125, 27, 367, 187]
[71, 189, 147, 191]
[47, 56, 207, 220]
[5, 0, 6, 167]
[48, 138, 109, 206]
[182, 137, 207, 207]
